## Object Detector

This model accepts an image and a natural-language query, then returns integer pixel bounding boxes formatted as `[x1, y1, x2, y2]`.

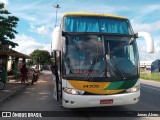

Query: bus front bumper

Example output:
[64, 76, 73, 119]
[62, 91, 140, 108]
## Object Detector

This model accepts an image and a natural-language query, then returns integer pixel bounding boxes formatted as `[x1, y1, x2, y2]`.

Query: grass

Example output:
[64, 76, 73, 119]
[140, 72, 160, 82]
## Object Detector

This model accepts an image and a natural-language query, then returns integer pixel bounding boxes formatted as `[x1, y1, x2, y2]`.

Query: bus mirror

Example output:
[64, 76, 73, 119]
[136, 32, 154, 53]
[52, 27, 62, 51]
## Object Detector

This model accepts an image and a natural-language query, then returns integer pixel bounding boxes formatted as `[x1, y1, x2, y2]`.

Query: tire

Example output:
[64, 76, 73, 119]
[0, 81, 5, 90]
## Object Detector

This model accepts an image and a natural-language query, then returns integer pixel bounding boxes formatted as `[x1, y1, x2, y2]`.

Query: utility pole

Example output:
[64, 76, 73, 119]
[53, 4, 60, 28]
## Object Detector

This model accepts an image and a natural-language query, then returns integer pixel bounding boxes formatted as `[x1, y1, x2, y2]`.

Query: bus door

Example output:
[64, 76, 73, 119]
[52, 51, 62, 101]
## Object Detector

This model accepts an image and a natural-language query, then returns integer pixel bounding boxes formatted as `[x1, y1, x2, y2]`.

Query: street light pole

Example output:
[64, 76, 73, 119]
[53, 4, 60, 28]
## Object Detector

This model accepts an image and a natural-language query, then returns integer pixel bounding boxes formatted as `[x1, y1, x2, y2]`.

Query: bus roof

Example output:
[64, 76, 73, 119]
[63, 12, 128, 19]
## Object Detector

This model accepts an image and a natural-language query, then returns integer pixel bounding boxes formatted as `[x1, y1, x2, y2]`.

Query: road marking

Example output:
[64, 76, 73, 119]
[141, 84, 160, 91]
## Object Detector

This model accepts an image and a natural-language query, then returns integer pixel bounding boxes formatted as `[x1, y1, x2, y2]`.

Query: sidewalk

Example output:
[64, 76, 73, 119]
[0, 77, 32, 103]
[141, 79, 160, 88]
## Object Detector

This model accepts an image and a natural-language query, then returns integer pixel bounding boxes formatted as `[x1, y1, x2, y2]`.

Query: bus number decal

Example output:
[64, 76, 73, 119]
[83, 85, 99, 88]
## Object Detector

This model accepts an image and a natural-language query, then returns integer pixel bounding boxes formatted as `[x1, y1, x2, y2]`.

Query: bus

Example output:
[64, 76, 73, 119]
[51, 12, 154, 108]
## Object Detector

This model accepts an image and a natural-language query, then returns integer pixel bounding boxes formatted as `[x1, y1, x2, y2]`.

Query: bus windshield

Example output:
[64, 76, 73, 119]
[62, 34, 139, 80]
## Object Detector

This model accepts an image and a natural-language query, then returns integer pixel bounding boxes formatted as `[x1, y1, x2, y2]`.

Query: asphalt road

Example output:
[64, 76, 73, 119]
[0, 70, 159, 120]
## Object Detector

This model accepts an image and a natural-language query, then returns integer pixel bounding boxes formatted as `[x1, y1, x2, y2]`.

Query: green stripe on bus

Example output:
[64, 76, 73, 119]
[104, 79, 138, 90]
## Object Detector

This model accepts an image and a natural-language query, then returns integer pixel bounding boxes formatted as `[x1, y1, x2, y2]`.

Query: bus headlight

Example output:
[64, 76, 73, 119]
[126, 85, 140, 93]
[63, 87, 85, 95]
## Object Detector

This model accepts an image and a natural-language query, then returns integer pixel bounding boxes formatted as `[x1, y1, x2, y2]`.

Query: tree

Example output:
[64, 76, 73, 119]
[26, 59, 34, 67]
[30, 49, 51, 65]
[0, 3, 19, 48]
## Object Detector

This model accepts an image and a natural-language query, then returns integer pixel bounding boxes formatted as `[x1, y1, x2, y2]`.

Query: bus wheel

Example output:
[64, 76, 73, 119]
[0, 81, 5, 90]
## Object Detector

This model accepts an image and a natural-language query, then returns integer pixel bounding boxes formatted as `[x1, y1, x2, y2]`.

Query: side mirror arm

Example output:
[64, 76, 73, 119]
[135, 32, 154, 53]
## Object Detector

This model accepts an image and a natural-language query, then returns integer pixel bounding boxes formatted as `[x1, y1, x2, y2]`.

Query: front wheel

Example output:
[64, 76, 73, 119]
[0, 81, 5, 90]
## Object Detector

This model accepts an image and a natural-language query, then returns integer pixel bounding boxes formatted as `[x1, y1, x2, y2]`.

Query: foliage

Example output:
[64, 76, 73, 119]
[30, 49, 51, 65]
[26, 59, 34, 67]
[0, 3, 19, 48]
[140, 73, 160, 82]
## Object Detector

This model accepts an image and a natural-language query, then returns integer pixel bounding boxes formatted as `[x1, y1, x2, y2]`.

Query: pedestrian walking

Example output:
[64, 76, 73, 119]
[20, 64, 28, 83]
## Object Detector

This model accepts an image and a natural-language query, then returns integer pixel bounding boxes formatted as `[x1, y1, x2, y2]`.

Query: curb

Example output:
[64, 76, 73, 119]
[0, 83, 30, 103]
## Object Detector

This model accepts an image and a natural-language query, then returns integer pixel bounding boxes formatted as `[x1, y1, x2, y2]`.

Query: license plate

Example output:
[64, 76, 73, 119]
[100, 99, 113, 104]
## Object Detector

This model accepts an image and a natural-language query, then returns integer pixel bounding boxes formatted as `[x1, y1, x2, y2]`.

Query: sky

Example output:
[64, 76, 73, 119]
[0, 0, 160, 61]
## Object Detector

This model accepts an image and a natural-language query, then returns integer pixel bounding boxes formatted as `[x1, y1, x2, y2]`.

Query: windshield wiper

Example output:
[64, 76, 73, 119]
[110, 56, 126, 79]
[85, 43, 100, 80]
[106, 42, 126, 79]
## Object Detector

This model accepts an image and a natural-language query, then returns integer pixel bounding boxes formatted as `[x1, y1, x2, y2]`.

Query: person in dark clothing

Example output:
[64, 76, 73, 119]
[20, 64, 28, 83]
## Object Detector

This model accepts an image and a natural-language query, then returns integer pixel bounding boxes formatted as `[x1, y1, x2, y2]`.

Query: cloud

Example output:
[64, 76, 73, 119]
[61, 2, 129, 15]
[131, 20, 160, 33]
[139, 4, 160, 16]
[154, 37, 160, 52]
[7, 1, 55, 24]
[30, 24, 52, 36]
[15, 12, 38, 22]
[130, 4, 160, 27]
[0, 0, 8, 5]
[131, 19, 160, 61]
[6, 1, 56, 36]
[13, 34, 51, 55]
[127, 3, 160, 61]
[137, 36, 160, 61]
[37, 26, 48, 36]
